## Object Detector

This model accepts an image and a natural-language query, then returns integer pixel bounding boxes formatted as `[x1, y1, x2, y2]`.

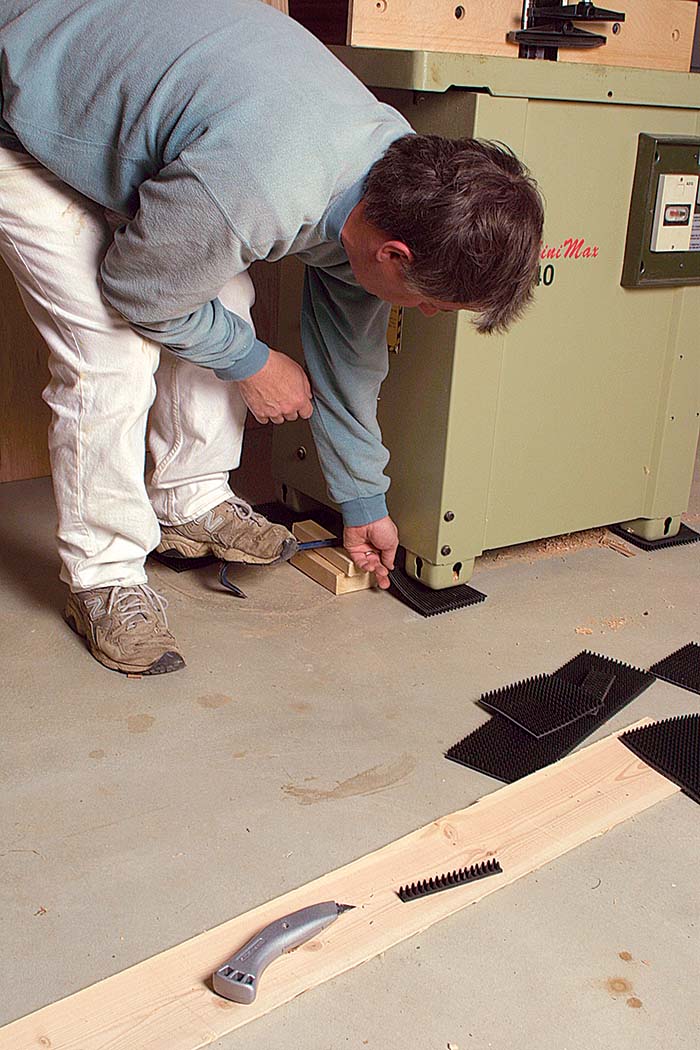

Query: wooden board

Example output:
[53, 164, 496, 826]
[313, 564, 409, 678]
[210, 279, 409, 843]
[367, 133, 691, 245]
[0, 258, 281, 486]
[290, 546, 375, 593]
[349, 0, 698, 73]
[0, 722, 679, 1050]
[0, 257, 51, 483]
[292, 518, 361, 576]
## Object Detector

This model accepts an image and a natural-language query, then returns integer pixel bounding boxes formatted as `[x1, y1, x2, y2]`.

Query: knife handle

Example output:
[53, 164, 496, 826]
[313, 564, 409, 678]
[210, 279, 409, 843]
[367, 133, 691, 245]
[212, 901, 341, 1004]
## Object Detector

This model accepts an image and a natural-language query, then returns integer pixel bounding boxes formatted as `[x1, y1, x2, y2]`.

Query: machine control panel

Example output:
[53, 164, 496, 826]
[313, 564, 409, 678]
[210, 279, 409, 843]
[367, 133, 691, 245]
[650, 174, 699, 253]
[621, 134, 700, 288]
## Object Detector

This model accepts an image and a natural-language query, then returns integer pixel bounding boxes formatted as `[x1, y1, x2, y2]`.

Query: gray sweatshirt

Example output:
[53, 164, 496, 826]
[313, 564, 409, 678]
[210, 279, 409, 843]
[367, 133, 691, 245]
[0, 0, 413, 524]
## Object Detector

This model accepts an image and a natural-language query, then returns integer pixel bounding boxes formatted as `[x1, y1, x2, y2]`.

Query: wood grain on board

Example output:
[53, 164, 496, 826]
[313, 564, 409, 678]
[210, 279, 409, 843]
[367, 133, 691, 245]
[292, 519, 362, 576]
[0, 258, 52, 483]
[348, 0, 698, 73]
[0, 722, 678, 1050]
[290, 546, 375, 593]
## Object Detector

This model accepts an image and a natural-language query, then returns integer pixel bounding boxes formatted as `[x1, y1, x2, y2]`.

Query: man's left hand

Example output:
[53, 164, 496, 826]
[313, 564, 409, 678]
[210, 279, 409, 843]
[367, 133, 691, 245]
[344, 516, 399, 590]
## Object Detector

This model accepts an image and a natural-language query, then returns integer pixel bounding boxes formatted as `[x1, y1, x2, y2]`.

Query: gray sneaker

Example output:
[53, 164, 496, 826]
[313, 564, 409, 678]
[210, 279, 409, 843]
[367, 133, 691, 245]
[64, 584, 186, 675]
[156, 497, 298, 565]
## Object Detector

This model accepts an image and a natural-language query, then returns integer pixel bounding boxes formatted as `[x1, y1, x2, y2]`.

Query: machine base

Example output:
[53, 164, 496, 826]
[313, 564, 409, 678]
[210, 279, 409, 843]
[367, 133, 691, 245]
[613, 515, 682, 542]
[405, 551, 476, 589]
[608, 520, 699, 550]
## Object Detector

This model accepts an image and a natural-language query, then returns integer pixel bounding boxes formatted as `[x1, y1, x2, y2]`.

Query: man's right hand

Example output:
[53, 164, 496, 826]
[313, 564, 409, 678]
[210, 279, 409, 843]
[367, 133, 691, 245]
[236, 349, 314, 424]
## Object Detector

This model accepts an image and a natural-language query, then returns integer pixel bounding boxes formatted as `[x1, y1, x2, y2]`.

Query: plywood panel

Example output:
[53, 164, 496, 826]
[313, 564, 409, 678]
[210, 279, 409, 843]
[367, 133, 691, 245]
[245, 260, 282, 495]
[249, 260, 280, 351]
[0, 721, 678, 1050]
[0, 257, 280, 485]
[349, 0, 697, 73]
[0, 257, 51, 483]
[0, 0, 288, 485]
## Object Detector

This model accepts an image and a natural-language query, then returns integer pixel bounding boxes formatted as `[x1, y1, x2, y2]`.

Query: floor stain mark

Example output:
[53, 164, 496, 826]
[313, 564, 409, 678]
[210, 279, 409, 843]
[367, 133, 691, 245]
[196, 694, 234, 710]
[289, 701, 312, 714]
[606, 977, 633, 996]
[0, 848, 45, 860]
[127, 714, 155, 734]
[282, 753, 417, 806]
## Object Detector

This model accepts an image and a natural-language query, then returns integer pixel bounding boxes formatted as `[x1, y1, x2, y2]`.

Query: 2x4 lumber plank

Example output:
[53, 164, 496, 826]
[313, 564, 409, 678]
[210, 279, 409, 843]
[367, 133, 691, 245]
[292, 519, 361, 576]
[0, 720, 678, 1050]
[289, 546, 374, 593]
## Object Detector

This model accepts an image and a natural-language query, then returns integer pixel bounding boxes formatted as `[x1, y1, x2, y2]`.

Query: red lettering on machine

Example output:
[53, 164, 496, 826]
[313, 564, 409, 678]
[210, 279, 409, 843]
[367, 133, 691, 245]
[540, 237, 600, 260]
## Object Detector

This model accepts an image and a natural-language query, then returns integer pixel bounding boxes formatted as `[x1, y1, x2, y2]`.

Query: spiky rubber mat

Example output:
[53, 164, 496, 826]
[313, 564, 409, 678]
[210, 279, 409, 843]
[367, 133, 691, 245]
[398, 859, 502, 902]
[478, 671, 613, 736]
[149, 550, 218, 573]
[649, 642, 700, 696]
[620, 714, 699, 804]
[607, 522, 699, 551]
[388, 547, 486, 617]
[446, 652, 655, 783]
[151, 501, 338, 574]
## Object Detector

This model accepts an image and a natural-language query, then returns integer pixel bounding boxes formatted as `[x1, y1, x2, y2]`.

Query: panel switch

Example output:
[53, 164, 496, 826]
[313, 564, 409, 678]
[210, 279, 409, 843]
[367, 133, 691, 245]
[650, 173, 699, 252]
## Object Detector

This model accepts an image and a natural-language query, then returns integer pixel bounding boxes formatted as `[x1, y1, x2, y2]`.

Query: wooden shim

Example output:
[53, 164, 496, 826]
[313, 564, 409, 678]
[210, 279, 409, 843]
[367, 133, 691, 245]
[292, 519, 361, 577]
[0, 721, 678, 1050]
[349, 0, 697, 74]
[289, 547, 374, 594]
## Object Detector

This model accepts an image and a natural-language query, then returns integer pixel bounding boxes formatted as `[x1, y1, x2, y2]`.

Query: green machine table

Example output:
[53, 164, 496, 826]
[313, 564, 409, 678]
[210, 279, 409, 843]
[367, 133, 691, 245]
[272, 49, 700, 588]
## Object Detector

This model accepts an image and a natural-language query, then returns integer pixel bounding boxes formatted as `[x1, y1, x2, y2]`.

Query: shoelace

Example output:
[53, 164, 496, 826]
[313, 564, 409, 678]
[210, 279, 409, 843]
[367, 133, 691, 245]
[227, 495, 266, 527]
[104, 585, 169, 631]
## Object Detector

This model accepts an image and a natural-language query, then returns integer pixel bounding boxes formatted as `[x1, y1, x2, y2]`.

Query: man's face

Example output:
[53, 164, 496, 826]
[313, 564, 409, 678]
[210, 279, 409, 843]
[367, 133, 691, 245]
[347, 243, 468, 316]
[357, 264, 468, 316]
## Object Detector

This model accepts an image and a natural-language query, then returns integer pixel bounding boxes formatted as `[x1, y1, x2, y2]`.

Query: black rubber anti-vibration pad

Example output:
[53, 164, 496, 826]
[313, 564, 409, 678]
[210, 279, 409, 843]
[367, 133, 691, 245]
[552, 650, 654, 705]
[446, 651, 654, 783]
[648, 642, 700, 696]
[620, 714, 700, 804]
[398, 858, 502, 902]
[252, 501, 341, 534]
[580, 667, 616, 702]
[149, 550, 219, 573]
[478, 674, 603, 737]
[388, 547, 486, 617]
[607, 522, 700, 551]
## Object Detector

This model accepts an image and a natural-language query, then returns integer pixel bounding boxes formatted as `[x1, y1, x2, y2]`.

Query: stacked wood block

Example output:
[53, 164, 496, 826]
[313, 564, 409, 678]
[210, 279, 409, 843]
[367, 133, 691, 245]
[290, 520, 376, 594]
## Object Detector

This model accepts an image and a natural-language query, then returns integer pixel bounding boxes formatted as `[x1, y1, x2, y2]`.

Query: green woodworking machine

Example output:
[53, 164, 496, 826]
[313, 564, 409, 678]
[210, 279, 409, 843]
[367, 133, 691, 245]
[272, 48, 700, 588]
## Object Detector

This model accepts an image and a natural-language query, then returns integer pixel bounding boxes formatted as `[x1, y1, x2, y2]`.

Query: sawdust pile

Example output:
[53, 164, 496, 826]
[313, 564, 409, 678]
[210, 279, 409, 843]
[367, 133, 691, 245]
[479, 527, 634, 571]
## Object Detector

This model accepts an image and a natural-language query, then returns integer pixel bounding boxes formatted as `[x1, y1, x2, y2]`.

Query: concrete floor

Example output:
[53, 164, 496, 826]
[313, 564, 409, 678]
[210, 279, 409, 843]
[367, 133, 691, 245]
[1, 462, 698, 1049]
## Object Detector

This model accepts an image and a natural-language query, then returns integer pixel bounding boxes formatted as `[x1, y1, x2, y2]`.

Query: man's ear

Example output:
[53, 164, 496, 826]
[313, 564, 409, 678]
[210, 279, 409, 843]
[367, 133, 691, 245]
[376, 240, 414, 265]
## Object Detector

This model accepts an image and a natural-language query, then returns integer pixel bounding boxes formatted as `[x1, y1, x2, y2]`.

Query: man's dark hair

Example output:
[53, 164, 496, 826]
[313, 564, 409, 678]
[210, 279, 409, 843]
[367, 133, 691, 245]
[363, 135, 544, 333]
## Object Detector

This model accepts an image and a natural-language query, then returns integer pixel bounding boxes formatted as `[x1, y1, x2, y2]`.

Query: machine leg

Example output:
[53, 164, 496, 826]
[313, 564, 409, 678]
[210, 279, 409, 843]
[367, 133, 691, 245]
[276, 482, 322, 515]
[405, 551, 476, 589]
[615, 515, 682, 542]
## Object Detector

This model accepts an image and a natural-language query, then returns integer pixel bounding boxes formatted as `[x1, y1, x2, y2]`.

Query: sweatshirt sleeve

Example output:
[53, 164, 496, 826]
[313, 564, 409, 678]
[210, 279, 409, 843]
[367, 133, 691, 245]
[301, 264, 392, 527]
[99, 155, 269, 381]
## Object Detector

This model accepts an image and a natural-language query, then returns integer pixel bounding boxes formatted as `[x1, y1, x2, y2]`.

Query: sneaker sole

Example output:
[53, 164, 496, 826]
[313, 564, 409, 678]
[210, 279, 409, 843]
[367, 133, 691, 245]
[63, 610, 186, 676]
[155, 535, 298, 566]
